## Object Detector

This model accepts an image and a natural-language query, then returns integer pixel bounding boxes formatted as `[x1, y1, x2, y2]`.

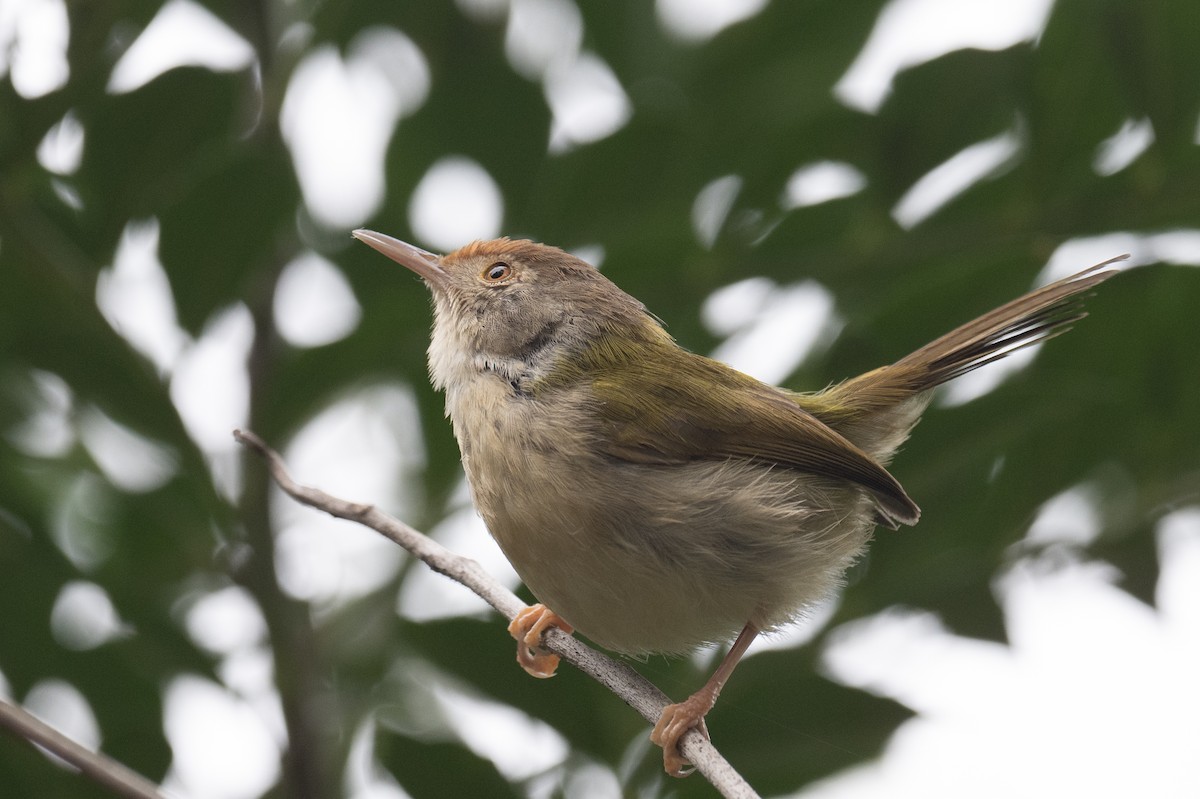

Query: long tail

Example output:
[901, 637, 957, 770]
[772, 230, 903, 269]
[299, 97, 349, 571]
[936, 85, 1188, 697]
[802, 255, 1127, 460]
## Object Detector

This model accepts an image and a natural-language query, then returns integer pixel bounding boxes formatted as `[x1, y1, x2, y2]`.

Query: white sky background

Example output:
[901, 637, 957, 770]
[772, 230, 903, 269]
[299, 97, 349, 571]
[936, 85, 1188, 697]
[6, 0, 1200, 797]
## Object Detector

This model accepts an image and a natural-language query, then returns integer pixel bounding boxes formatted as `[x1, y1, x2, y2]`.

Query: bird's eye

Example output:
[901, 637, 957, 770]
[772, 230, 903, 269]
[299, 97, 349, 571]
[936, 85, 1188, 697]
[483, 262, 512, 282]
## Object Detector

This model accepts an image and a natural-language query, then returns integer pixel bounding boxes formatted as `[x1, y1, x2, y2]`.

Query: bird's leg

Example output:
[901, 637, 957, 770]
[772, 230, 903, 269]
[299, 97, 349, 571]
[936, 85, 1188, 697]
[651, 622, 759, 777]
[508, 604, 574, 678]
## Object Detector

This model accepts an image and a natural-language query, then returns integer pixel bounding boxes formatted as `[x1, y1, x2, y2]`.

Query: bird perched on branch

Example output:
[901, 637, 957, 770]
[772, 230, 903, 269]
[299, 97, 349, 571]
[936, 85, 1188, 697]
[354, 228, 1121, 777]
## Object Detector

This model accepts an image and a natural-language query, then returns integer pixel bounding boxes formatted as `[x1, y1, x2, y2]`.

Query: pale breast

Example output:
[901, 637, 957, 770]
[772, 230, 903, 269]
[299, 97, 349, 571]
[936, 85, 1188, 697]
[446, 374, 877, 656]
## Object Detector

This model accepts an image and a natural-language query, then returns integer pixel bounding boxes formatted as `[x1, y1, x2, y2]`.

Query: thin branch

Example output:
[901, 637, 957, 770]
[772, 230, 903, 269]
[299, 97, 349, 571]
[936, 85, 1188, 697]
[233, 429, 761, 799]
[0, 697, 166, 799]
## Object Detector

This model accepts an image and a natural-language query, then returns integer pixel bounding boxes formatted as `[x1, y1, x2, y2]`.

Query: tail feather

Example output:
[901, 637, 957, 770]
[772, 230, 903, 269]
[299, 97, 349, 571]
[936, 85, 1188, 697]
[803, 255, 1126, 461]
[891, 255, 1125, 386]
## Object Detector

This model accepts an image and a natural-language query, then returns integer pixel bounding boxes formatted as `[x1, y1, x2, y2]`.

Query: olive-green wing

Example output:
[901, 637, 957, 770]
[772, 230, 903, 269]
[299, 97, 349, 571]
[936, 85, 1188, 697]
[590, 350, 920, 528]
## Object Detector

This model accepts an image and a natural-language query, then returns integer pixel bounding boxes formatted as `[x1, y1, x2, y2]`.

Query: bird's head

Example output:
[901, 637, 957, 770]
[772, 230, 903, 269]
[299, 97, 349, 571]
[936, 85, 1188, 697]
[353, 230, 661, 387]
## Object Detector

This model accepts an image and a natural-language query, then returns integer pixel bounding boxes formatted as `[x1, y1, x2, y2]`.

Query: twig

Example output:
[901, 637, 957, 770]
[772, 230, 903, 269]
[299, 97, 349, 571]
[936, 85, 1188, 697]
[0, 697, 166, 799]
[233, 429, 760, 799]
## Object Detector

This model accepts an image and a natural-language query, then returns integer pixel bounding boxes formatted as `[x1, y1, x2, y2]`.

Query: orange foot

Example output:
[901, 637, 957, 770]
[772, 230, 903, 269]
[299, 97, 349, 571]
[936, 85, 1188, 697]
[507, 604, 573, 679]
[650, 692, 715, 777]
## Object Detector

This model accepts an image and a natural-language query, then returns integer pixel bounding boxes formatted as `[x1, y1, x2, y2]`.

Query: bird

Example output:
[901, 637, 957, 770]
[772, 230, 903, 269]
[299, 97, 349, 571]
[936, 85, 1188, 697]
[353, 228, 1122, 776]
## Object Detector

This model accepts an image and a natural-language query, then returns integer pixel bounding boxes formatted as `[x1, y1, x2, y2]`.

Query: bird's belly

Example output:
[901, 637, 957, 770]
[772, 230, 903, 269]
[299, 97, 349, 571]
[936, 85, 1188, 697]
[471, 445, 875, 656]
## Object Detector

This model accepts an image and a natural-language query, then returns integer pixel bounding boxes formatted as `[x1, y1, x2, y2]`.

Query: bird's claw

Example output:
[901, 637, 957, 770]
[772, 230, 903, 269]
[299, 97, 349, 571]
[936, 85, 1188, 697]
[651, 696, 712, 777]
[508, 604, 573, 679]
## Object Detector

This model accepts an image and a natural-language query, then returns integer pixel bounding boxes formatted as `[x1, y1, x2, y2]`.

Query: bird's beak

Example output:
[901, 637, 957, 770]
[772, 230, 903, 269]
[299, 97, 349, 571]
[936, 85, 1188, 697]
[352, 229, 447, 287]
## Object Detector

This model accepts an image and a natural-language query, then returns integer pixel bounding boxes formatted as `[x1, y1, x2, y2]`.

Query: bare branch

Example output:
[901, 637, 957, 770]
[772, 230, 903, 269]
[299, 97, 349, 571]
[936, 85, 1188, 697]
[0, 697, 166, 799]
[233, 428, 760, 799]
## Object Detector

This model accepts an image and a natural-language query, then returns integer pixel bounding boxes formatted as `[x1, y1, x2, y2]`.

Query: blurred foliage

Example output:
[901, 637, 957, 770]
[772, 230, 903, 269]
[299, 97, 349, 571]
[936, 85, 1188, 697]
[2, 0, 1199, 797]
